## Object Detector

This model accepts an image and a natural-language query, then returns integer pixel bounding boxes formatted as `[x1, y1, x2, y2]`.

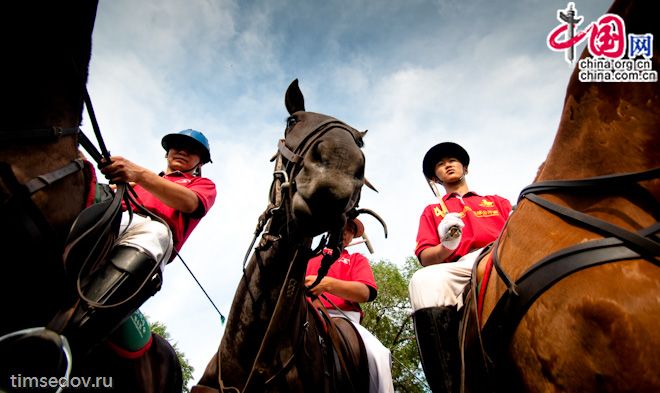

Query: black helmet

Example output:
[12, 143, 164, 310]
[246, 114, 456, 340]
[422, 142, 469, 180]
[161, 129, 212, 164]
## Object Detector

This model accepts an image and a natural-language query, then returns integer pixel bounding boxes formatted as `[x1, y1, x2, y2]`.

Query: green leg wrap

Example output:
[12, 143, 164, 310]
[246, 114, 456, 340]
[108, 310, 152, 353]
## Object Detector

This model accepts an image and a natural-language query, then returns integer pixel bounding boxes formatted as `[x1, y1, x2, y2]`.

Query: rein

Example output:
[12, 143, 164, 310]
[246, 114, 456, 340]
[0, 86, 112, 204]
[480, 166, 660, 389]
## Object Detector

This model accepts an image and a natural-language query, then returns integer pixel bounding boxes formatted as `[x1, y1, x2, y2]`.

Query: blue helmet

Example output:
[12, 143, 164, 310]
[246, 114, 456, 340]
[161, 129, 212, 164]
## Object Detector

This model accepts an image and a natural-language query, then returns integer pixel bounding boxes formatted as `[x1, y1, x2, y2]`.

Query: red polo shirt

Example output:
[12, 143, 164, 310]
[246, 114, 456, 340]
[130, 171, 216, 252]
[415, 192, 511, 262]
[306, 249, 377, 315]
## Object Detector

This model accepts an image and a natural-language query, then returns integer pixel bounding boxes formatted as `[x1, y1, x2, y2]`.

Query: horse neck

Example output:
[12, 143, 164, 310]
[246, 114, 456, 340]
[537, 80, 660, 183]
[220, 214, 313, 388]
[538, 0, 660, 184]
[1, 1, 99, 235]
[496, 49, 660, 290]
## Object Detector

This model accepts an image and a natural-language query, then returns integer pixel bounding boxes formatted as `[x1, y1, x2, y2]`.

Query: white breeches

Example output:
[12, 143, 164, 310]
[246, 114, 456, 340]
[328, 310, 394, 393]
[408, 247, 484, 311]
[117, 213, 173, 268]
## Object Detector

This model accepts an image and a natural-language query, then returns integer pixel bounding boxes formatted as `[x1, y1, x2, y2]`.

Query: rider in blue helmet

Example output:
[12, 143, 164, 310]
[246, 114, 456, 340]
[67, 128, 217, 358]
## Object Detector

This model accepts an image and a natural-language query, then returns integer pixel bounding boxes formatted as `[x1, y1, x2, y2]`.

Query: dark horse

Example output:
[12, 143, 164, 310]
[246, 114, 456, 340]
[461, 0, 659, 392]
[192, 80, 371, 393]
[0, 2, 181, 392]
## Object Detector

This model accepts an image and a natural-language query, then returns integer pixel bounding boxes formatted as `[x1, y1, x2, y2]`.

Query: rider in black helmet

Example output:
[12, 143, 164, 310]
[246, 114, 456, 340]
[410, 142, 512, 393]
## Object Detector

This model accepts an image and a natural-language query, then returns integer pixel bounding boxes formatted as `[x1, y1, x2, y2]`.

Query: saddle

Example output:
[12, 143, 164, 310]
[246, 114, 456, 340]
[309, 298, 370, 393]
[61, 181, 121, 292]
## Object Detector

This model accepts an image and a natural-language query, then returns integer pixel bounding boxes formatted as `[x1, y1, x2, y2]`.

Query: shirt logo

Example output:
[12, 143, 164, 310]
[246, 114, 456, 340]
[479, 199, 495, 208]
[175, 179, 192, 184]
[338, 257, 350, 265]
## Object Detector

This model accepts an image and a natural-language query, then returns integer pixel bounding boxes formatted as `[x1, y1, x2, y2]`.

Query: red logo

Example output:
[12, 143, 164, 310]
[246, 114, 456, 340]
[547, 2, 626, 64]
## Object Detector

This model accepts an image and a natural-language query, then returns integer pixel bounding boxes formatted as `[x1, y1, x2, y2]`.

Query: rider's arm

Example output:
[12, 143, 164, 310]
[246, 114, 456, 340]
[418, 244, 455, 266]
[100, 156, 199, 213]
[304, 275, 371, 303]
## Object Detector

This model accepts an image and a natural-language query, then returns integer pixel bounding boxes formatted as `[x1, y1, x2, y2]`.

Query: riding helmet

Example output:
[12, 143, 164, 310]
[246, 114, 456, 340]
[422, 142, 469, 180]
[161, 129, 212, 164]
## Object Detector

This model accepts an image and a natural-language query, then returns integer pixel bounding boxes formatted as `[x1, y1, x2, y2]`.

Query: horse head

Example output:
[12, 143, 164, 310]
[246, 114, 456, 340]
[275, 79, 367, 237]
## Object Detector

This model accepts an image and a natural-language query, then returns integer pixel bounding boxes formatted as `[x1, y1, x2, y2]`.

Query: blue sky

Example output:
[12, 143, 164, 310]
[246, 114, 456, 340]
[86, 0, 608, 387]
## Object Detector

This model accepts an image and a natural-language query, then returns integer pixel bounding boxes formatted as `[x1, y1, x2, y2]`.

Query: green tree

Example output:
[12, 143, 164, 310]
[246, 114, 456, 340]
[150, 320, 195, 393]
[362, 257, 428, 392]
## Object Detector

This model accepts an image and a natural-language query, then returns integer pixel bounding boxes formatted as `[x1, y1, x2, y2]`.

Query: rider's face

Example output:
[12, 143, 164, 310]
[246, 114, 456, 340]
[342, 225, 356, 247]
[167, 144, 203, 173]
[434, 156, 466, 184]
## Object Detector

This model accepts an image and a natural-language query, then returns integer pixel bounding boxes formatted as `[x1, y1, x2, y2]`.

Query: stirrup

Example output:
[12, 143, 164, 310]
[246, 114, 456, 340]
[0, 327, 72, 393]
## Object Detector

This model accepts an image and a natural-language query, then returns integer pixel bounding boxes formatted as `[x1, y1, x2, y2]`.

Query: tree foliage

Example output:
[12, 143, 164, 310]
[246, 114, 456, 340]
[362, 257, 427, 392]
[150, 319, 195, 393]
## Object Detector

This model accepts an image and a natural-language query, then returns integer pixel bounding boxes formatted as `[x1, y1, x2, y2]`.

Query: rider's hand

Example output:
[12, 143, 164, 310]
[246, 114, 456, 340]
[305, 275, 332, 296]
[99, 156, 146, 184]
[437, 212, 464, 251]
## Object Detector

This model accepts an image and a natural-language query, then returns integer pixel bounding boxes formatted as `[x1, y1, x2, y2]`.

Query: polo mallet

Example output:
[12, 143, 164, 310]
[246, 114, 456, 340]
[427, 178, 449, 216]
[346, 208, 387, 254]
[347, 232, 375, 254]
[427, 178, 461, 241]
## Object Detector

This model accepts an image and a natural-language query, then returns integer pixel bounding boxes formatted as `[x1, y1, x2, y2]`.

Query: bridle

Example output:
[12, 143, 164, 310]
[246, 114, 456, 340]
[218, 117, 367, 393]
[479, 166, 660, 389]
[277, 116, 365, 177]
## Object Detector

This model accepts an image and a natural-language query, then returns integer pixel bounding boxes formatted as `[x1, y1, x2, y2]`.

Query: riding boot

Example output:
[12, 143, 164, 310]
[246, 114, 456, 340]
[413, 306, 461, 393]
[64, 245, 163, 357]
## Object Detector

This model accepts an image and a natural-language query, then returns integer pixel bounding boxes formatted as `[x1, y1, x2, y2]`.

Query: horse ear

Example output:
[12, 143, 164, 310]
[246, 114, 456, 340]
[285, 79, 305, 114]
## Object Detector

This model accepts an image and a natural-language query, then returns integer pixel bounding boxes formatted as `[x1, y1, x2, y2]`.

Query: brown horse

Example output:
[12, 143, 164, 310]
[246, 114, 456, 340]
[462, 0, 659, 392]
[192, 80, 370, 393]
[0, 2, 181, 392]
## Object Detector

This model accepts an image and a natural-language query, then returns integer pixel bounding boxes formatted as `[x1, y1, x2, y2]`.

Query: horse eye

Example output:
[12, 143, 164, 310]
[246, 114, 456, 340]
[286, 116, 297, 129]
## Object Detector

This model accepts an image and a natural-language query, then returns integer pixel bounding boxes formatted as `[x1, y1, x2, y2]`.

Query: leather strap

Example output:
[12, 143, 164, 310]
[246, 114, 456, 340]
[481, 225, 659, 391]
[24, 159, 85, 194]
[0, 126, 79, 142]
[525, 193, 660, 258]
[518, 167, 660, 199]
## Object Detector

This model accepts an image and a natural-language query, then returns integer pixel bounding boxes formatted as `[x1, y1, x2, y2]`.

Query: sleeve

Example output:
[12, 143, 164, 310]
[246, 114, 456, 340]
[305, 255, 322, 276]
[497, 196, 513, 217]
[414, 205, 440, 259]
[188, 177, 217, 219]
[350, 253, 377, 295]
